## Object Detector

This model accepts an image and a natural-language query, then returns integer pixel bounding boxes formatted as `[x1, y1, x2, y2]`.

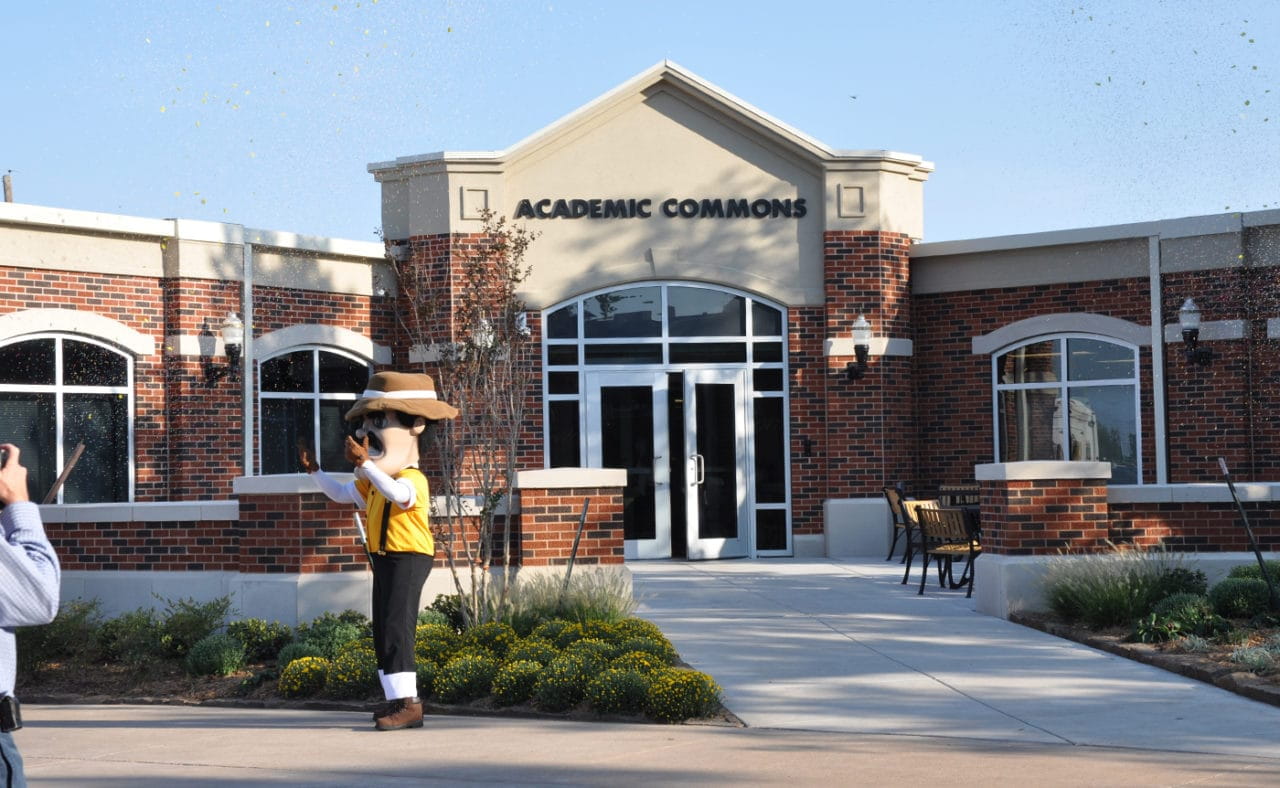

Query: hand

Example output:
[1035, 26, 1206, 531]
[0, 443, 29, 505]
[345, 435, 370, 467]
[297, 440, 320, 473]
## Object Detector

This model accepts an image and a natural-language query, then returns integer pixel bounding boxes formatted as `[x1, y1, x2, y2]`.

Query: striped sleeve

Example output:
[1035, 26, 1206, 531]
[0, 502, 61, 628]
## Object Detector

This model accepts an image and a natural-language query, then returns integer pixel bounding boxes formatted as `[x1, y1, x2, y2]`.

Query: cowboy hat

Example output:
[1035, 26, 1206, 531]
[344, 371, 459, 422]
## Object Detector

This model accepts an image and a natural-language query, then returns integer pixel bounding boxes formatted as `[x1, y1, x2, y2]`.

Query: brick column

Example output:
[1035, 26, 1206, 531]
[514, 468, 626, 567]
[975, 461, 1112, 555]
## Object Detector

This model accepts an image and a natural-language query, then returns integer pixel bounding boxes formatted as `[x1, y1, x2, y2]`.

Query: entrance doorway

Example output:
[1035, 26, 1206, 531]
[544, 283, 791, 560]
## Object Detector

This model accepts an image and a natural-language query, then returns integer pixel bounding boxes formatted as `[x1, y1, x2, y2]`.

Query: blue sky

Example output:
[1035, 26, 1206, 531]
[5, 1, 1278, 243]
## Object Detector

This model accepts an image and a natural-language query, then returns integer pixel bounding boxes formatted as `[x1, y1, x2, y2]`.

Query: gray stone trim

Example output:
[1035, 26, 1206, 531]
[1162, 319, 1246, 343]
[972, 313, 1150, 355]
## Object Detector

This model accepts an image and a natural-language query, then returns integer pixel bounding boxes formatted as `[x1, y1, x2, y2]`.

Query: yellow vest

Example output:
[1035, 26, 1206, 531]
[355, 468, 434, 555]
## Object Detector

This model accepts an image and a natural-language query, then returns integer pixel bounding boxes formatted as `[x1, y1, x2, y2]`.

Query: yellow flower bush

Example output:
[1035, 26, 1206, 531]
[278, 656, 331, 698]
[645, 668, 722, 723]
[586, 668, 649, 715]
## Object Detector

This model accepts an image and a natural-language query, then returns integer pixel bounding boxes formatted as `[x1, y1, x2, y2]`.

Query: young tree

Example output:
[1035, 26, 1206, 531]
[387, 210, 537, 626]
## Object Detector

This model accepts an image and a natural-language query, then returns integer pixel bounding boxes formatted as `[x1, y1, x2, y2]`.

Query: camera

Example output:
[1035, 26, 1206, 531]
[0, 695, 21, 732]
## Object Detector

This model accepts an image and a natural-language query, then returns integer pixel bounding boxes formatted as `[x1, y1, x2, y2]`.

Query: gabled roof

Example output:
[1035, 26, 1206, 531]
[369, 60, 932, 174]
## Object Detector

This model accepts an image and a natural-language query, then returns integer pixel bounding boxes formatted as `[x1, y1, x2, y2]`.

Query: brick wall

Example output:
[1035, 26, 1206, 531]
[516, 486, 624, 566]
[978, 477, 1111, 555]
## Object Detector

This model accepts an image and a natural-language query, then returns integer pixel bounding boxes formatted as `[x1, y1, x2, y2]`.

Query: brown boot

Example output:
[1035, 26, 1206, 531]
[374, 697, 423, 731]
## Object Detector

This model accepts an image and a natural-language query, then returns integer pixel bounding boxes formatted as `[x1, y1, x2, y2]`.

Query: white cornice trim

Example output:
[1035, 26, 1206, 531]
[517, 467, 628, 489]
[254, 325, 391, 363]
[824, 337, 913, 357]
[972, 313, 1150, 355]
[1163, 319, 1246, 344]
[0, 201, 173, 238]
[0, 309, 156, 356]
[976, 461, 1112, 481]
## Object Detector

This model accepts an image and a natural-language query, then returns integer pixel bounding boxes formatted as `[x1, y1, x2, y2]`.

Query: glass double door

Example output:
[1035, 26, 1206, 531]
[585, 369, 749, 560]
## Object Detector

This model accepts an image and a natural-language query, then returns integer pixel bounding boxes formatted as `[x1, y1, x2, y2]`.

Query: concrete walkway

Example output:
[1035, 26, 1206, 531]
[17, 557, 1280, 786]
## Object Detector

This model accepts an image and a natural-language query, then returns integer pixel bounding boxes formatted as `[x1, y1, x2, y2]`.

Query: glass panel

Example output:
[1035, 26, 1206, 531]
[1067, 339, 1135, 381]
[318, 352, 369, 394]
[695, 382, 738, 540]
[753, 342, 783, 362]
[752, 398, 786, 503]
[548, 401, 580, 467]
[0, 339, 55, 385]
[64, 394, 128, 502]
[0, 393, 55, 501]
[262, 399, 314, 474]
[998, 389, 1062, 462]
[546, 304, 578, 339]
[319, 400, 352, 471]
[1066, 385, 1138, 484]
[546, 345, 578, 367]
[548, 372, 578, 395]
[755, 509, 787, 551]
[668, 343, 746, 364]
[584, 344, 663, 365]
[601, 387, 655, 541]
[64, 340, 127, 387]
[998, 340, 1060, 384]
[261, 351, 313, 393]
[668, 287, 745, 337]
[753, 369, 784, 391]
[584, 287, 661, 338]
[752, 302, 783, 336]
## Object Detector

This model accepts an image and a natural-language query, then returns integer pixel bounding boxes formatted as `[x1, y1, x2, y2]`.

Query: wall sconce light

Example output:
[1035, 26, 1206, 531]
[1177, 298, 1214, 366]
[205, 312, 244, 386]
[847, 314, 872, 381]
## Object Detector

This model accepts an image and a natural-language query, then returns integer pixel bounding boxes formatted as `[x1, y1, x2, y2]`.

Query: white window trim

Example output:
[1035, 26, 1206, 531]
[256, 346, 372, 476]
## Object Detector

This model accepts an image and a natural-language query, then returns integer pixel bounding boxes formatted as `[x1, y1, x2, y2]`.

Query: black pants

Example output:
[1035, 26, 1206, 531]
[370, 552, 434, 676]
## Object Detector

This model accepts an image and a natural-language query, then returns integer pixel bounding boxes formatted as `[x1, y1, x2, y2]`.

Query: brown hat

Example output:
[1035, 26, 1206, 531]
[344, 371, 459, 422]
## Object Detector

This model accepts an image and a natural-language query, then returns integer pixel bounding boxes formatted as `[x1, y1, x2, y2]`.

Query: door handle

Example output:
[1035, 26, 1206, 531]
[690, 453, 705, 485]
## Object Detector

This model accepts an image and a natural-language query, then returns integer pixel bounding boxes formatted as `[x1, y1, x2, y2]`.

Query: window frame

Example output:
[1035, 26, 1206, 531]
[0, 333, 136, 503]
[256, 346, 371, 476]
[991, 333, 1142, 484]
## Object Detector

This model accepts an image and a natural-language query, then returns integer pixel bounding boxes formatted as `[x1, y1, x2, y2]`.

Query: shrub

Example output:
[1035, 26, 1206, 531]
[1042, 544, 1198, 628]
[645, 668, 722, 723]
[1230, 646, 1277, 675]
[586, 668, 650, 716]
[1151, 566, 1208, 600]
[550, 622, 587, 650]
[578, 619, 621, 643]
[563, 638, 617, 671]
[159, 595, 235, 658]
[16, 598, 103, 674]
[297, 614, 364, 660]
[1133, 593, 1215, 643]
[505, 638, 558, 667]
[506, 567, 636, 627]
[491, 660, 543, 707]
[1209, 577, 1272, 619]
[99, 608, 164, 670]
[226, 619, 293, 663]
[1178, 634, 1214, 653]
[532, 654, 589, 712]
[1227, 560, 1280, 582]
[434, 653, 500, 705]
[325, 643, 379, 699]
[617, 636, 678, 666]
[184, 633, 247, 677]
[530, 619, 575, 645]
[609, 650, 665, 675]
[278, 656, 330, 698]
[417, 608, 452, 628]
[415, 623, 462, 666]
[462, 621, 518, 660]
[430, 594, 466, 630]
[276, 641, 325, 670]
[416, 660, 438, 700]
[613, 617, 666, 642]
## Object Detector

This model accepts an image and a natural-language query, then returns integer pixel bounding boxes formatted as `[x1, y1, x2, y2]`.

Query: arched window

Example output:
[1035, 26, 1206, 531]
[0, 336, 133, 503]
[993, 336, 1140, 484]
[259, 348, 371, 474]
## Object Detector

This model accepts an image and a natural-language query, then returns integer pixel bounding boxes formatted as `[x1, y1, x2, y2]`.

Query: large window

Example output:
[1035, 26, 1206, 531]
[0, 336, 132, 503]
[994, 336, 1140, 484]
[259, 348, 371, 474]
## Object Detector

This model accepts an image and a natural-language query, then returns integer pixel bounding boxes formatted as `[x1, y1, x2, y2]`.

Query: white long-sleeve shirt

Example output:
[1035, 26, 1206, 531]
[0, 502, 61, 697]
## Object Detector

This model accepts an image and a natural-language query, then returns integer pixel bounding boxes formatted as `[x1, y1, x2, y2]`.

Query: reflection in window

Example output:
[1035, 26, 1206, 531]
[0, 337, 132, 502]
[584, 287, 661, 338]
[260, 349, 370, 474]
[668, 287, 745, 336]
[994, 336, 1139, 484]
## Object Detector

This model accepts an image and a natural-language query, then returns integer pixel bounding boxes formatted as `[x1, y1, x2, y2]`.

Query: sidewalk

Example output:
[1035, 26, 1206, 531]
[18, 557, 1280, 786]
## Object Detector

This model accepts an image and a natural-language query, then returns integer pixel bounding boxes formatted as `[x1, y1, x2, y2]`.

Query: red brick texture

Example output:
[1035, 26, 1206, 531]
[516, 487, 624, 567]
[978, 479, 1111, 555]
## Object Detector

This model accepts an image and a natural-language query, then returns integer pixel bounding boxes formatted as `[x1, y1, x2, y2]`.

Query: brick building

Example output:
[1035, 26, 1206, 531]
[2, 62, 1276, 622]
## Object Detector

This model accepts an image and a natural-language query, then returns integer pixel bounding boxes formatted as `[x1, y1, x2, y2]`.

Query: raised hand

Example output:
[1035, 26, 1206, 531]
[345, 435, 370, 467]
[297, 440, 320, 473]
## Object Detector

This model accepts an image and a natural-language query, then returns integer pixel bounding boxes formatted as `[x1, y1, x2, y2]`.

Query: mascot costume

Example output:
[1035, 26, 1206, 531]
[301, 371, 458, 730]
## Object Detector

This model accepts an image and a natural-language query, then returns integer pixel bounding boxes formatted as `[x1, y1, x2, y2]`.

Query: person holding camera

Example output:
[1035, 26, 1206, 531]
[0, 444, 61, 786]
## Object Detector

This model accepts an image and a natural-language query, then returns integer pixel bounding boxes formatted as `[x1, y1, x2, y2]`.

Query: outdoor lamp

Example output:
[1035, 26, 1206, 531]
[1177, 298, 1214, 366]
[847, 314, 872, 381]
[205, 312, 244, 386]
